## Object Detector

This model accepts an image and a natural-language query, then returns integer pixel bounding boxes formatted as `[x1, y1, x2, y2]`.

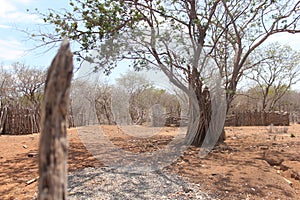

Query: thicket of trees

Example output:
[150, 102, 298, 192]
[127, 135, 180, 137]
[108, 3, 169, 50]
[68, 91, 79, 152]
[0, 64, 182, 132]
[71, 71, 182, 127]
[0, 63, 46, 107]
[0, 61, 299, 134]
[231, 89, 300, 112]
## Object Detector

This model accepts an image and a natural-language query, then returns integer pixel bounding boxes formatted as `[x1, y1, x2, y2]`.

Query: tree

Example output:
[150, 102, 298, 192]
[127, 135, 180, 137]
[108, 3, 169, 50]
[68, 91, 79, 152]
[277, 90, 300, 123]
[227, 88, 260, 113]
[0, 65, 12, 133]
[11, 63, 46, 107]
[0, 65, 14, 104]
[129, 87, 181, 126]
[36, 0, 300, 146]
[246, 43, 300, 111]
[94, 82, 116, 125]
[115, 71, 153, 124]
[71, 79, 99, 126]
[276, 90, 300, 113]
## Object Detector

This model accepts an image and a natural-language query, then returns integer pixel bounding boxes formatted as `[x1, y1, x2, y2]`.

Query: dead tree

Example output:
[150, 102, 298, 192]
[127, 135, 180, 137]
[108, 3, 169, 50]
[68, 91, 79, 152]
[38, 40, 73, 200]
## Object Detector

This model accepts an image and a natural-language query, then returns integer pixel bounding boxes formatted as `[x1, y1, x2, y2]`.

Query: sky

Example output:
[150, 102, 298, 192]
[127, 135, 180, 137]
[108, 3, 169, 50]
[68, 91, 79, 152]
[0, 0, 300, 90]
[0, 0, 70, 69]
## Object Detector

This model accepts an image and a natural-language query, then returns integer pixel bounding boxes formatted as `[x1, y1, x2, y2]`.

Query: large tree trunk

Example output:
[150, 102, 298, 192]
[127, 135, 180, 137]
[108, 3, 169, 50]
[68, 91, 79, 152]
[38, 40, 73, 200]
[185, 84, 225, 147]
[185, 86, 212, 146]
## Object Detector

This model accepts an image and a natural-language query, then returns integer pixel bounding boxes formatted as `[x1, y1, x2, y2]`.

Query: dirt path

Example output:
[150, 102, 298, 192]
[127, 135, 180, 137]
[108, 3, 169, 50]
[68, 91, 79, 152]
[0, 125, 299, 199]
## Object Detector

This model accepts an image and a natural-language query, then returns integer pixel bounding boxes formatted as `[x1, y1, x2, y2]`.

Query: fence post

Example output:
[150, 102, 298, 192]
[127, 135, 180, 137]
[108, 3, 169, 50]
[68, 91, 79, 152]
[38, 40, 73, 200]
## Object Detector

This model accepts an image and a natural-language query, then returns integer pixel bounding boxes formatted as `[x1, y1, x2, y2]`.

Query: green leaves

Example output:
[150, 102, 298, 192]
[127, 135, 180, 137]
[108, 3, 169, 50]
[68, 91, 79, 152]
[157, 5, 166, 16]
[133, 59, 148, 71]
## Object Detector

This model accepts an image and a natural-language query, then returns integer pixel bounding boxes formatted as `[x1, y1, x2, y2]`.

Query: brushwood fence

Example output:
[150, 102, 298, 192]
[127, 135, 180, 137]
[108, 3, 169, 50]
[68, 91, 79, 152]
[0, 103, 75, 135]
[0, 104, 40, 135]
[225, 111, 289, 126]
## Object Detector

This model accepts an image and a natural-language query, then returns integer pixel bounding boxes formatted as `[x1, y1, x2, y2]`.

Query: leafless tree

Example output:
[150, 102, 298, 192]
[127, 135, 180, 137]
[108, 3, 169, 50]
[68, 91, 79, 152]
[246, 43, 300, 111]
[11, 63, 46, 107]
[114, 71, 152, 124]
[70, 79, 98, 126]
[94, 82, 116, 125]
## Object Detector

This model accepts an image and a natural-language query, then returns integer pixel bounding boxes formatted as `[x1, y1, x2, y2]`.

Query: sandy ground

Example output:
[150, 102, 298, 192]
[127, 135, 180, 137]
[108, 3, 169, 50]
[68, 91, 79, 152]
[0, 124, 299, 199]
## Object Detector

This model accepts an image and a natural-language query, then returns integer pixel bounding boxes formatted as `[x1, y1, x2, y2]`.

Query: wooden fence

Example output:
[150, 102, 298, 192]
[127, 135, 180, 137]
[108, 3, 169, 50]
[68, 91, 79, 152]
[0, 103, 291, 135]
[0, 104, 40, 135]
[165, 115, 189, 127]
[225, 111, 289, 126]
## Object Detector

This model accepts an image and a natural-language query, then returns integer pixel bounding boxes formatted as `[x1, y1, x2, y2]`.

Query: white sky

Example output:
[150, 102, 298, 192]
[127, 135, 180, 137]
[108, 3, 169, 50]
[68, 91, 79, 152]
[0, 0, 299, 90]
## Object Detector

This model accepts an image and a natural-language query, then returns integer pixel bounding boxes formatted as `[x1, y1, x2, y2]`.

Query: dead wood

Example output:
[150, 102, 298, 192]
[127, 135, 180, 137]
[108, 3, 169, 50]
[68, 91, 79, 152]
[38, 40, 73, 200]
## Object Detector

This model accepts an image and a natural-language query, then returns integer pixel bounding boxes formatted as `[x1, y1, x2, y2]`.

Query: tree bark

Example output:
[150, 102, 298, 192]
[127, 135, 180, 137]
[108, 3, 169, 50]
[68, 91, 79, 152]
[185, 86, 212, 147]
[38, 40, 73, 200]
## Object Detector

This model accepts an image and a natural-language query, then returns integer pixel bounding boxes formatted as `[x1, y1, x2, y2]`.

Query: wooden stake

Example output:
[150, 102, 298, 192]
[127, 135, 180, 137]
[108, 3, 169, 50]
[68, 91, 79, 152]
[38, 40, 73, 200]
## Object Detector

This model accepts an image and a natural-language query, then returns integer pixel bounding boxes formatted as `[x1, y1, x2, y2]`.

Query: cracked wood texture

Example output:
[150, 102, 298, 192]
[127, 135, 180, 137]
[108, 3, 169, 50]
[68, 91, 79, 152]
[38, 40, 73, 200]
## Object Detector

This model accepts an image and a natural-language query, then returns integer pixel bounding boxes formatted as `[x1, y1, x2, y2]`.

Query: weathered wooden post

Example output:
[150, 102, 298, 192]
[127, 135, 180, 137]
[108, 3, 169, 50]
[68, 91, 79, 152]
[38, 40, 73, 200]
